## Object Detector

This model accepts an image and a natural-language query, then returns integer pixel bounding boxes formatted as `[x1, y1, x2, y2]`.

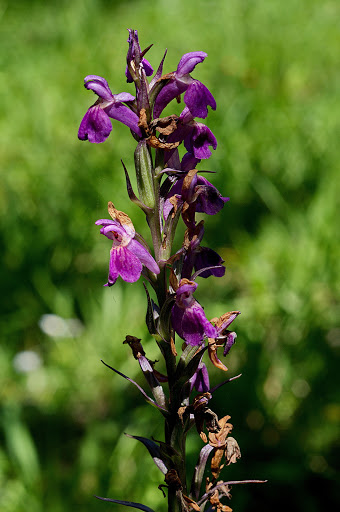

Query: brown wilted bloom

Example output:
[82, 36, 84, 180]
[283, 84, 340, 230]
[208, 416, 241, 479]
[206, 479, 232, 512]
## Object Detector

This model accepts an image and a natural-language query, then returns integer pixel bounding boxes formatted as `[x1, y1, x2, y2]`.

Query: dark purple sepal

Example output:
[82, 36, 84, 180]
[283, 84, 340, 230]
[193, 247, 226, 278]
[189, 362, 210, 393]
[223, 332, 237, 356]
[194, 176, 230, 215]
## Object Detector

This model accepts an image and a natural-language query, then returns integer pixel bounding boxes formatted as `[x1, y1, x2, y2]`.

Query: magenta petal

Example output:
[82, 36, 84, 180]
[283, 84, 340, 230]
[171, 304, 185, 339]
[110, 246, 142, 283]
[127, 239, 160, 275]
[107, 249, 119, 286]
[78, 106, 112, 143]
[181, 306, 206, 345]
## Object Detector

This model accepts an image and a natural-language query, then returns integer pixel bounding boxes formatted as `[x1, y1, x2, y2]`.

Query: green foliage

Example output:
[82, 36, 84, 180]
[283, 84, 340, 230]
[1, 0, 339, 510]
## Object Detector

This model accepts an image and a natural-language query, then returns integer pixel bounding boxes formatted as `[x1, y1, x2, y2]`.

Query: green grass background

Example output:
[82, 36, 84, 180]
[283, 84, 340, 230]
[1, 0, 339, 510]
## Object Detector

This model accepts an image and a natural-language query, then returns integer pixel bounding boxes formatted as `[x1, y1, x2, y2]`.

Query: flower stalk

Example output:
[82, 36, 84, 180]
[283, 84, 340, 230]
[78, 29, 266, 512]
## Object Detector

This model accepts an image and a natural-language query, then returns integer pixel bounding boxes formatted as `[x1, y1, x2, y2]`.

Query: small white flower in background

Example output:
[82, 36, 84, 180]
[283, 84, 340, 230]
[13, 350, 42, 373]
[38, 314, 83, 338]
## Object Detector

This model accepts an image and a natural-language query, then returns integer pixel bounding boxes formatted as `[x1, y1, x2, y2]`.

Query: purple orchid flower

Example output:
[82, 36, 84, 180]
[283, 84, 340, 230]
[78, 75, 142, 143]
[171, 279, 217, 346]
[189, 362, 210, 393]
[125, 29, 153, 83]
[181, 222, 225, 279]
[165, 107, 217, 161]
[163, 173, 229, 223]
[95, 204, 159, 286]
[153, 51, 216, 119]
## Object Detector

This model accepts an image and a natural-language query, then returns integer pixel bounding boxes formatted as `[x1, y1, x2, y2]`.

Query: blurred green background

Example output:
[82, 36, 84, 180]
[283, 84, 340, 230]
[1, 0, 339, 510]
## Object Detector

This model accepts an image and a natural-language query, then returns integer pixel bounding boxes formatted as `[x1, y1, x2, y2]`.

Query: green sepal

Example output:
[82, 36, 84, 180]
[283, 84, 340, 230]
[134, 140, 155, 209]
[158, 293, 176, 342]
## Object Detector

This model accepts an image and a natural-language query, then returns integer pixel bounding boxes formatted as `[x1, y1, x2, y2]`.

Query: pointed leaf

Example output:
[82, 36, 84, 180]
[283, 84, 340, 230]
[124, 434, 168, 474]
[158, 293, 176, 342]
[95, 496, 155, 512]
[101, 360, 167, 412]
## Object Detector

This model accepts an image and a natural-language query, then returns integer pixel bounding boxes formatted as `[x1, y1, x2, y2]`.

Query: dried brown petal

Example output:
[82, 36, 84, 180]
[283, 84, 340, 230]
[208, 338, 228, 372]
[209, 415, 233, 448]
[107, 201, 134, 233]
[138, 108, 149, 132]
[225, 437, 241, 465]
[182, 494, 200, 511]
[169, 269, 179, 292]
[147, 135, 180, 150]
[170, 336, 177, 356]
[211, 447, 225, 479]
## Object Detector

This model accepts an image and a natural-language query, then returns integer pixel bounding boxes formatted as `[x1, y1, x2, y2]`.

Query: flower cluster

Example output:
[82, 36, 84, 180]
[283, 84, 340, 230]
[79, 29, 265, 512]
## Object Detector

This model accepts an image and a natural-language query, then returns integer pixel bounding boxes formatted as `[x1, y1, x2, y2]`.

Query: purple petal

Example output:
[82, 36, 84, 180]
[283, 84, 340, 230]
[176, 51, 207, 76]
[142, 58, 154, 77]
[195, 176, 229, 215]
[127, 239, 160, 275]
[181, 305, 206, 345]
[78, 106, 112, 143]
[224, 332, 237, 356]
[114, 92, 136, 103]
[102, 223, 128, 239]
[153, 80, 187, 119]
[84, 75, 113, 101]
[190, 362, 210, 392]
[194, 247, 226, 278]
[177, 281, 198, 296]
[95, 218, 118, 227]
[105, 103, 142, 137]
[184, 80, 216, 119]
[109, 246, 142, 284]
[181, 152, 200, 171]
[184, 123, 217, 159]
[171, 304, 185, 339]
